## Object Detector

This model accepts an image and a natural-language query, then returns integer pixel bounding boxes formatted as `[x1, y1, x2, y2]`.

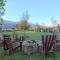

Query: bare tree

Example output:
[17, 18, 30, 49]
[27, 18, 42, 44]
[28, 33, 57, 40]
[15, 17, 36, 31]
[16, 11, 29, 30]
[57, 24, 60, 32]
[30, 23, 41, 32]
[51, 17, 58, 34]
[51, 17, 58, 27]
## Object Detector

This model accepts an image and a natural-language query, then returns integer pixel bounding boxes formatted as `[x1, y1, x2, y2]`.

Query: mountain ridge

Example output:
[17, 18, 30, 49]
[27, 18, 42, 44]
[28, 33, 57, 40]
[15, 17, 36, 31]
[3, 20, 16, 29]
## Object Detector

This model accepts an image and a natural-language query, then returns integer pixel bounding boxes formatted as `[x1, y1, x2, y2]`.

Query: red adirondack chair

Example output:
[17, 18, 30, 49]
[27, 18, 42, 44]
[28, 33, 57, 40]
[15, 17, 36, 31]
[3, 35, 21, 55]
[41, 34, 56, 59]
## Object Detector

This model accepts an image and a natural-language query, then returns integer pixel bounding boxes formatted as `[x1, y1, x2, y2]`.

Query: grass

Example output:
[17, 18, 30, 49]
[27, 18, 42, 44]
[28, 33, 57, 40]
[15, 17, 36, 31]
[0, 31, 60, 60]
[0, 46, 59, 60]
[2, 31, 42, 40]
[2, 31, 60, 40]
[0, 46, 40, 60]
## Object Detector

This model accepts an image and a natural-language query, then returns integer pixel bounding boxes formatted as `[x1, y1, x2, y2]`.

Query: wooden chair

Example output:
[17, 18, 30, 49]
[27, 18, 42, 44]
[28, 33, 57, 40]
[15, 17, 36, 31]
[41, 34, 56, 59]
[3, 35, 21, 55]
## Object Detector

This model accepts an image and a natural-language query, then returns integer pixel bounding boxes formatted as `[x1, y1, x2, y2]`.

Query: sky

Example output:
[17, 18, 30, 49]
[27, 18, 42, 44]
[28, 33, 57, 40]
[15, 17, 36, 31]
[3, 0, 60, 26]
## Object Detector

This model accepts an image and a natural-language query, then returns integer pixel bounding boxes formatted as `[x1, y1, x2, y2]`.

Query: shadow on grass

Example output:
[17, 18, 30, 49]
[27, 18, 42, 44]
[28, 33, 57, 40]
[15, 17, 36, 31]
[0, 46, 60, 60]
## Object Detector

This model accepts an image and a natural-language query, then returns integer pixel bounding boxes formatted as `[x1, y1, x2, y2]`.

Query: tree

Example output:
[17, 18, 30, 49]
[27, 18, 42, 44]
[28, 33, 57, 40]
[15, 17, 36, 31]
[41, 23, 47, 32]
[0, 0, 6, 32]
[30, 23, 41, 32]
[0, 0, 6, 16]
[51, 17, 58, 27]
[16, 23, 20, 30]
[0, 17, 4, 32]
[51, 17, 59, 34]
[19, 20, 29, 30]
[57, 24, 60, 32]
[16, 11, 29, 30]
[21, 10, 29, 21]
[16, 20, 29, 30]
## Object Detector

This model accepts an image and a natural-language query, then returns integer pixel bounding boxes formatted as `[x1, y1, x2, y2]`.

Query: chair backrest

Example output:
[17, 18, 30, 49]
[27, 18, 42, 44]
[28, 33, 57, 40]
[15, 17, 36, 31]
[42, 34, 56, 54]
[3, 35, 11, 43]
[48, 35, 56, 51]
[3, 35, 12, 50]
[42, 35, 48, 53]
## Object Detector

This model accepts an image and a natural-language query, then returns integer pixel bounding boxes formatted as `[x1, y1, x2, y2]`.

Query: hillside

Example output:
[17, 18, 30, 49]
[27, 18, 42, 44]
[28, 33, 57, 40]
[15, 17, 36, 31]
[3, 20, 16, 29]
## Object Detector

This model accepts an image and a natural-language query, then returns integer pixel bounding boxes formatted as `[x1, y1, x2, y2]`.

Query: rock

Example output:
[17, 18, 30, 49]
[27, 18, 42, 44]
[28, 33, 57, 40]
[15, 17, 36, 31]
[22, 40, 37, 55]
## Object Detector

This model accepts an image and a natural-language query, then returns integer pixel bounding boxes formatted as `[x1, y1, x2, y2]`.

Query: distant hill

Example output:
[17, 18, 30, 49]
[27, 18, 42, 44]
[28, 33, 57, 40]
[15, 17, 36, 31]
[3, 20, 16, 29]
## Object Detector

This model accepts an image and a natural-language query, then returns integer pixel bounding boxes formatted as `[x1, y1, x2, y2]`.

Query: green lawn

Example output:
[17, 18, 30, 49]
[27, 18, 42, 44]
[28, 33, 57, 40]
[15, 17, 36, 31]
[2, 31, 42, 40]
[0, 46, 40, 60]
[0, 46, 60, 60]
[2, 31, 60, 40]
[0, 31, 60, 60]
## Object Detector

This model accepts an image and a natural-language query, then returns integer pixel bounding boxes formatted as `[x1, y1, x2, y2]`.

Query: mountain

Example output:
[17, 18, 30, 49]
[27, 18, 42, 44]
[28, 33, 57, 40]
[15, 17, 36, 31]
[3, 20, 16, 29]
